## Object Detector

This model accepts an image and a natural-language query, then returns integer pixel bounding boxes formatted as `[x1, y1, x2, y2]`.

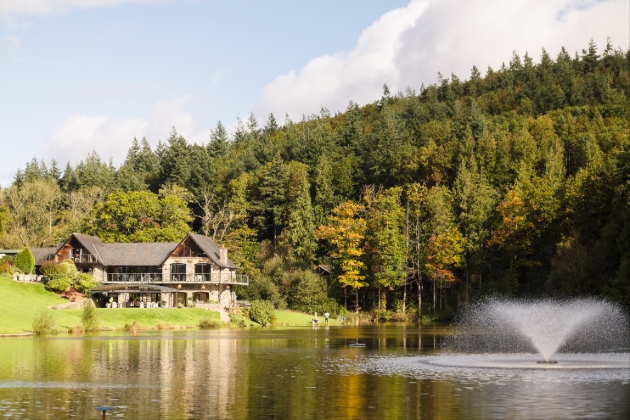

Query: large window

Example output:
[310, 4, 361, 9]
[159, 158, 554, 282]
[170, 263, 187, 282]
[194, 264, 211, 282]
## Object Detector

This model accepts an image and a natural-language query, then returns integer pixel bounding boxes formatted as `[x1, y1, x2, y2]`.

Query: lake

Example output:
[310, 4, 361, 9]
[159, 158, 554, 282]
[0, 325, 628, 419]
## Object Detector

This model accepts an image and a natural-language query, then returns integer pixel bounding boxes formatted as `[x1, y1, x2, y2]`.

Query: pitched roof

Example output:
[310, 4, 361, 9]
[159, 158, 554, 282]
[31, 248, 56, 266]
[33, 233, 239, 269]
[72, 233, 103, 251]
[98, 242, 178, 266]
[188, 233, 238, 269]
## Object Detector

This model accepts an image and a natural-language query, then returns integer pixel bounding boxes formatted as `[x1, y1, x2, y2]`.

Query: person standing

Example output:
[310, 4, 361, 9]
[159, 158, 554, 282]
[324, 312, 330, 324]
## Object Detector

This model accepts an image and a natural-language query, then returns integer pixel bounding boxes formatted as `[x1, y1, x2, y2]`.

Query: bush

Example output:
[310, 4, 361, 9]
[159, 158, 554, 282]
[198, 318, 223, 329]
[124, 321, 142, 333]
[82, 299, 99, 331]
[32, 308, 55, 335]
[15, 247, 35, 274]
[0, 257, 13, 275]
[75, 273, 101, 294]
[229, 310, 248, 328]
[46, 276, 74, 293]
[249, 300, 276, 326]
[42, 260, 78, 293]
[70, 325, 85, 334]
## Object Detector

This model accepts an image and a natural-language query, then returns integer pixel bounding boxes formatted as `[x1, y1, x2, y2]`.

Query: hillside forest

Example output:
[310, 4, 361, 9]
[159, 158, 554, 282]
[1, 39, 629, 318]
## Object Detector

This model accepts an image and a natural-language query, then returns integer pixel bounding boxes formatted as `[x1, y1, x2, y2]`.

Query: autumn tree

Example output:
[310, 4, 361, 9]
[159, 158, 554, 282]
[315, 201, 367, 312]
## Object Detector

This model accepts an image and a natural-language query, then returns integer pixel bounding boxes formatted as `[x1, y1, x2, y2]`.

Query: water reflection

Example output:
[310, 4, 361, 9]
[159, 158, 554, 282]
[0, 325, 627, 419]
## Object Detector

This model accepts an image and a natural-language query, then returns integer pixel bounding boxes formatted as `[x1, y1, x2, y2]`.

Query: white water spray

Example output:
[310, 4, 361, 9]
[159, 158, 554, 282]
[449, 298, 629, 362]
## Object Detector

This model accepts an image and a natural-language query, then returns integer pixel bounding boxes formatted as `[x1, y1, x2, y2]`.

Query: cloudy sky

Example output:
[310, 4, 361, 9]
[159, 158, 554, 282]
[0, 0, 627, 186]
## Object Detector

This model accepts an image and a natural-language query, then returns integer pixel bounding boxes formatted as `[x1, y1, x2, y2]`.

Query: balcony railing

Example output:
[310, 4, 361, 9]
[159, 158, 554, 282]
[105, 273, 249, 285]
[107, 273, 162, 282]
[170, 273, 187, 282]
[193, 274, 211, 282]
[58, 254, 98, 263]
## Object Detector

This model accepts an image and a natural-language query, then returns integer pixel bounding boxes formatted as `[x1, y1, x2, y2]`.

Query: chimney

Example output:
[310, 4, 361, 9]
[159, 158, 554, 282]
[219, 244, 228, 265]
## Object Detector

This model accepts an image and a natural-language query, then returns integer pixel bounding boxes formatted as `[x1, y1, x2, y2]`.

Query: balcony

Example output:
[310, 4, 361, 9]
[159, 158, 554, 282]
[58, 254, 98, 264]
[105, 273, 249, 285]
[107, 273, 163, 282]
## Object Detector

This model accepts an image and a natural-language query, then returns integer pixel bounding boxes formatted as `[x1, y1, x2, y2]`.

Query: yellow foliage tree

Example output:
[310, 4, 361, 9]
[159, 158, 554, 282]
[314, 201, 367, 312]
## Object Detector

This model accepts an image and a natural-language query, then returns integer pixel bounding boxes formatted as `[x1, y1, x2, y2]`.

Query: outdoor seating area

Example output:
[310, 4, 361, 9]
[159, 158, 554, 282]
[105, 301, 161, 308]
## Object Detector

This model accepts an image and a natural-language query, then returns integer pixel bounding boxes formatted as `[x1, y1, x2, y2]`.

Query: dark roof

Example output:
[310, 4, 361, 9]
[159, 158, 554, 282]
[31, 248, 56, 266]
[33, 233, 239, 269]
[188, 233, 238, 269]
[316, 264, 332, 273]
[98, 242, 178, 266]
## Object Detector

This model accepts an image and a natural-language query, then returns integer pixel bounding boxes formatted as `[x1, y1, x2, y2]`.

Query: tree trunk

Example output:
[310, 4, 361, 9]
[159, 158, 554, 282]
[417, 277, 422, 321]
[344, 287, 347, 309]
[402, 283, 407, 315]
[465, 262, 469, 305]
[433, 281, 436, 316]
[355, 288, 359, 315]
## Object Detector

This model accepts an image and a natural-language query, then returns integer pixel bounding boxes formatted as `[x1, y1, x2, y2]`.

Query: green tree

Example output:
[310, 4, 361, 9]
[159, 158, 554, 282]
[90, 187, 192, 242]
[14, 247, 35, 274]
[280, 162, 316, 263]
[82, 299, 99, 331]
[364, 186, 406, 308]
[453, 156, 498, 301]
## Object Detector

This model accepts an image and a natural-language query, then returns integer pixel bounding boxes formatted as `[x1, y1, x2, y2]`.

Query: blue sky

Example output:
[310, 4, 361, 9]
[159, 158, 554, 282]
[0, 0, 627, 186]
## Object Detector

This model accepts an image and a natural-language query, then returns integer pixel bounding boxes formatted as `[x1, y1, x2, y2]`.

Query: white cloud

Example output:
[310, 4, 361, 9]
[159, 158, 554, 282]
[0, 0, 164, 19]
[255, 0, 629, 121]
[210, 68, 228, 85]
[1, 34, 20, 51]
[43, 95, 209, 167]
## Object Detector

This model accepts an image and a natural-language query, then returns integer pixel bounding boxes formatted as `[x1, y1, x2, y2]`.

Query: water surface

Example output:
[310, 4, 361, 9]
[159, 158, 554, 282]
[0, 325, 627, 419]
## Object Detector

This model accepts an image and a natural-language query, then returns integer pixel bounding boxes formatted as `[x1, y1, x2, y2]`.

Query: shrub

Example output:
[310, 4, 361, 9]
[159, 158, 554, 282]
[198, 318, 222, 329]
[249, 300, 276, 326]
[15, 247, 35, 274]
[0, 258, 13, 275]
[46, 276, 73, 293]
[82, 299, 99, 332]
[32, 308, 55, 335]
[70, 325, 85, 334]
[42, 260, 78, 293]
[75, 273, 101, 294]
[124, 321, 142, 333]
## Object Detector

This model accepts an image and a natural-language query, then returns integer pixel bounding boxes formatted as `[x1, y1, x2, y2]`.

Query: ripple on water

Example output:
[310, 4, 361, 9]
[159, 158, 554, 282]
[325, 353, 630, 384]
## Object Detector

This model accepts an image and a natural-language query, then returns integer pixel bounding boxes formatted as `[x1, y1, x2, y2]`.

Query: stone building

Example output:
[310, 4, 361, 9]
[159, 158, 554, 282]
[32, 233, 248, 308]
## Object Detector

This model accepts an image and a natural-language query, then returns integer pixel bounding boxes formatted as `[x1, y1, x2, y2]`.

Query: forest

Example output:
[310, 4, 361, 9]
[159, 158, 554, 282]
[1, 39, 629, 318]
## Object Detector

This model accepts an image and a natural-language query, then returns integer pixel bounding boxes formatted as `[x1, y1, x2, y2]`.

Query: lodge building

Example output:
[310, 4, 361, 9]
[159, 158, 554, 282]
[31, 233, 248, 308]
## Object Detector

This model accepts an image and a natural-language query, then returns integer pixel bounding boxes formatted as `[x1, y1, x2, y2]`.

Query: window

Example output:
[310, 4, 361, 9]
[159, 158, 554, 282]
[194, 264, 211, 282]
[170, 263, 187, 282]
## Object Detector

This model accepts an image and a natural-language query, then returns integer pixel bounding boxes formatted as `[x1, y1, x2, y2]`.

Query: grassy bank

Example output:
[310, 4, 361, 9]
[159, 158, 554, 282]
[0, 275, 221, 334]
[0, 275, 337, 334]
[273, 310, 340, 326]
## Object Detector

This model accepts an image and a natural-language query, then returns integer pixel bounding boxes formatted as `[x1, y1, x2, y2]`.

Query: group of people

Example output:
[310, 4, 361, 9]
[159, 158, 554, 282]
[311, 312, 348, 325]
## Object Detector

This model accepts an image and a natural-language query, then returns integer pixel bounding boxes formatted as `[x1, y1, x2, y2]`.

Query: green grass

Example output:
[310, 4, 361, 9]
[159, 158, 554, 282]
[273, 310, 339, 326]
[0, 275, 220, 334]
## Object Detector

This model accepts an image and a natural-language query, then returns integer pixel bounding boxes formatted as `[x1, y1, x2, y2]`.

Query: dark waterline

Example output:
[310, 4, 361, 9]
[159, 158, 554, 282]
[0, 325, 627, 419]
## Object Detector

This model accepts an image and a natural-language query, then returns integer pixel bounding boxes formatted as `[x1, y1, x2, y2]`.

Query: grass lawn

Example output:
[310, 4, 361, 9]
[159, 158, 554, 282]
[273, 310, 339, 326]
[0, 275, 337, 333]
[0, 275, 220, 334]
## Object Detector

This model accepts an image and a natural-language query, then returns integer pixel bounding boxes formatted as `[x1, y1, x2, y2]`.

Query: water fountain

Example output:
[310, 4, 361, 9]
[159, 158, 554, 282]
[425, 297, 630, 369]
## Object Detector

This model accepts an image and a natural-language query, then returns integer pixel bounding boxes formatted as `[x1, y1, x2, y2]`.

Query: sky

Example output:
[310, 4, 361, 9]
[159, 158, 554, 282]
[0, 0, 628, 187]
